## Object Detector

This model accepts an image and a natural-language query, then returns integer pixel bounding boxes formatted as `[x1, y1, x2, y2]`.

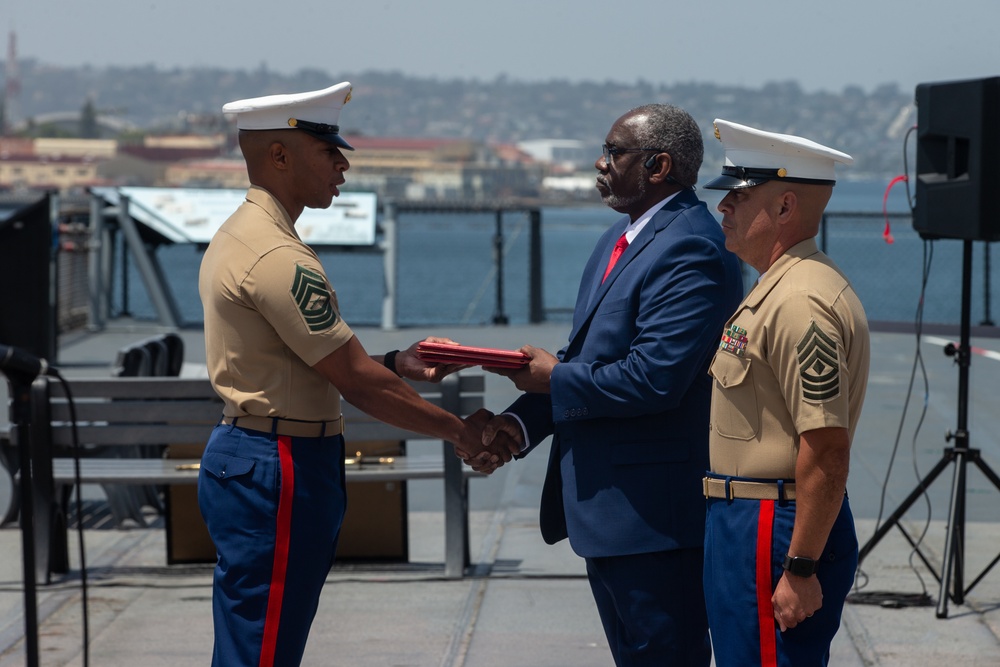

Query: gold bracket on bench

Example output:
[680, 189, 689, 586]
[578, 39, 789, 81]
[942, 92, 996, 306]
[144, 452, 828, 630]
[345, 451, 396, 469]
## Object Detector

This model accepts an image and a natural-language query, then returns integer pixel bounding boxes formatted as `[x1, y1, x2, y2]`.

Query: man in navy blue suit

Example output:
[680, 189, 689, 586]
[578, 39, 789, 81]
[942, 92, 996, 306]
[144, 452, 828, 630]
[480, 105, 744, 666]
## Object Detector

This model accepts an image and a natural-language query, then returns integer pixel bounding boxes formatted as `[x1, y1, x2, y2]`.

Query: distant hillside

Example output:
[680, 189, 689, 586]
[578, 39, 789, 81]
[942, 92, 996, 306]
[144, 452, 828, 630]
[4, 61, 915, 178]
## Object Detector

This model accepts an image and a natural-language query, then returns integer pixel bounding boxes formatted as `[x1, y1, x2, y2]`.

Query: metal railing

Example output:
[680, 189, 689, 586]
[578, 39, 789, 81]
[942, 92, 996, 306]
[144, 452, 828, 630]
[54, 204, 998, 334]
[820, 211, 996, 330]
[381, 201, 544, 329]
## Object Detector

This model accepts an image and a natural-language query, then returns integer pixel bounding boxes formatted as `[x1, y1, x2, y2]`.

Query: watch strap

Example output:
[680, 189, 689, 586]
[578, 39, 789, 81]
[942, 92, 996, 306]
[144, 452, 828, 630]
[782, 554, 818, 577]
[383, 350, 401, 377]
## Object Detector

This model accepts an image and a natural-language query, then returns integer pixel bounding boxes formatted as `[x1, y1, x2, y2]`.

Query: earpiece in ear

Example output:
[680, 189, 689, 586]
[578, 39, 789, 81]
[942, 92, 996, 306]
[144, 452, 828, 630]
[644, 154, 658, 169]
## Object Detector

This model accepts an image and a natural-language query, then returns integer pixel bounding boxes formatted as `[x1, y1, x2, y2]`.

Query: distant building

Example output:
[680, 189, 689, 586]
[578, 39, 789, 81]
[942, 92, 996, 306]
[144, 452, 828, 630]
[164, 158, 249, 189]
[342, 136, 542, 200]
[541, 174, 600, 201]
[100, 135, 228, 188]
[0, 138, 112, 191]
[34, 138, 117, 160]
[516, 139, 595, 174]
[0, 152, 103, 191]
[141, 136, 543, 201]
[0, 137, 35, 157]
[143, 134, 226, 150]
[0, 132, 543, 200]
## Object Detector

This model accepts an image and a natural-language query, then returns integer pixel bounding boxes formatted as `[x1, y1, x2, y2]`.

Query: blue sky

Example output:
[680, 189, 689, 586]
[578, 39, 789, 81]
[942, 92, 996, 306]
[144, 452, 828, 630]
[6, 0, 999, 94]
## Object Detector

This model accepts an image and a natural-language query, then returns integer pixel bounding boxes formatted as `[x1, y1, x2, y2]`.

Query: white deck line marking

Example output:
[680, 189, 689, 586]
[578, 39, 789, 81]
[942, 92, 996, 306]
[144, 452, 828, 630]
[923, 335, 1000, 362]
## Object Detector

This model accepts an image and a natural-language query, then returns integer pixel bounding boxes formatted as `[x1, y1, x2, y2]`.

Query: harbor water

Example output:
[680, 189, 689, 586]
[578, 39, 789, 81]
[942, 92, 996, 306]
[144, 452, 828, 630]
[109, 179, 999, 330]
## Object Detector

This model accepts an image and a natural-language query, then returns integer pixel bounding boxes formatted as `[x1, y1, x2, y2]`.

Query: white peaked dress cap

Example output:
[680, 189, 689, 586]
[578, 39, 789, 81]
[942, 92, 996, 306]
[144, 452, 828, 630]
[705, 118, 852, 190]
[222, 81, 354, 150]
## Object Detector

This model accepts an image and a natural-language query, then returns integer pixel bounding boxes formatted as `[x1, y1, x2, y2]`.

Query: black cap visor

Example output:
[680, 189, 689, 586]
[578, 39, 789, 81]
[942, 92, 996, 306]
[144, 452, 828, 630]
[704, 165, 835, 191]
[704, 173, 769, 190]
[289, 118, 355, 151]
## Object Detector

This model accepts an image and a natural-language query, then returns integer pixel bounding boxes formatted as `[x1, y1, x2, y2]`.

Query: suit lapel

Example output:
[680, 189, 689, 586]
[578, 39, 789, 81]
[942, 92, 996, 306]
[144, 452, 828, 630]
[568, 192, 696, 351]
[587, 224, 653, 308]
[564, 217, 628, 344]
[585, 217, 631, 309]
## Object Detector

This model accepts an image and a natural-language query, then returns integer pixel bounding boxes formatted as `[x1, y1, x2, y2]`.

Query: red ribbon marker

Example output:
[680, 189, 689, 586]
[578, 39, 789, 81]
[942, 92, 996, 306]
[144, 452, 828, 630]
[881, 175, 908, 244]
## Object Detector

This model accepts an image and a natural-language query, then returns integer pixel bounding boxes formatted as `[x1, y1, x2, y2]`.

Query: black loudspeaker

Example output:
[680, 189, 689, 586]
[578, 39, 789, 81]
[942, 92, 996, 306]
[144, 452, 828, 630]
[913, 76, 1000, 241]
[0, 194, 56, 362]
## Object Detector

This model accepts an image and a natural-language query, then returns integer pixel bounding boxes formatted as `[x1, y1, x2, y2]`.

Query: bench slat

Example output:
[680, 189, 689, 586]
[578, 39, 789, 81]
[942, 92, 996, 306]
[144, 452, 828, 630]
[50, 419, 474, 447]
[49, 399, 483, 428]
[47, 377, 220, 400]
[48, 401, 224, 423]
[50, 455, 484, 485]
[46, 375, 484, 401]
[50, 424, 215, 447]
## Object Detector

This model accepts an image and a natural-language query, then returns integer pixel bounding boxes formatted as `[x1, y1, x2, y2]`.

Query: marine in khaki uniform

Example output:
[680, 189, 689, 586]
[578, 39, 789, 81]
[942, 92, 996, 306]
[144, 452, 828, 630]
[197, 82, 517, 667]
[201, 184, 355, 424]
[701, 119, 871, 667]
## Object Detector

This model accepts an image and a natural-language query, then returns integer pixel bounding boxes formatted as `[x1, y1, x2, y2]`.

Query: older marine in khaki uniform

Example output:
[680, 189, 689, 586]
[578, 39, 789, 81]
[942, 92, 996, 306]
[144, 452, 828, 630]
[707, 243, 869, 480]
[701, 119, 870, 667]
[197, 82, 514, 667]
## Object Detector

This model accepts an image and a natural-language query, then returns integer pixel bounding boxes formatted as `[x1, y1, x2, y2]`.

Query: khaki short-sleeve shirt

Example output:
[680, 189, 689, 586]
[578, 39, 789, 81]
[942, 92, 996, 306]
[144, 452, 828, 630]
[199, 186, 354, 421]
[708, 238, 870, 479]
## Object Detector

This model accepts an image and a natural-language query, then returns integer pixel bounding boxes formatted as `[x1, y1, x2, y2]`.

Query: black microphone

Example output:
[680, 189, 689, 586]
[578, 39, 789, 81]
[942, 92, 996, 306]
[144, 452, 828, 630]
[0, 344, 53, 381]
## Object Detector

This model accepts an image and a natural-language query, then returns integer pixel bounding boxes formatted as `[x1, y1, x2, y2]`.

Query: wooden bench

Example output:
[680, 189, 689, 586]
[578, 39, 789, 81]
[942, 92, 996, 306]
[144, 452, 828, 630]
[22, 373, 485, 583]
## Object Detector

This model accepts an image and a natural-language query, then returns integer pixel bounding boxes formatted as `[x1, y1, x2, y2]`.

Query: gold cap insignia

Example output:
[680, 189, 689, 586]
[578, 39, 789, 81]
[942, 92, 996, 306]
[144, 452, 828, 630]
[344, 90, 352, 104]
[777, 168, 787, 178]
[713, 123, 721, 141]
[287, 118, 298, 128]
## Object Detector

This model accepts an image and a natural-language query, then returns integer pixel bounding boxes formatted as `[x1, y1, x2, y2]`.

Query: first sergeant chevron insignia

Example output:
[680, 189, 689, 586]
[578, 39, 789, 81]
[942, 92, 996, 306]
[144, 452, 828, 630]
[291, 264, 338, 332]
[796, 321, 840, 401]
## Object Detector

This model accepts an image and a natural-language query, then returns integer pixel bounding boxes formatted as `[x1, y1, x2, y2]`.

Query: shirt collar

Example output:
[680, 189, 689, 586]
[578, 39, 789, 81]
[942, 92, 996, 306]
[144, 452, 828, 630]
[621, 191, 680, 243]
[246, 185, 300, 241]
[742, 238, 821, 308]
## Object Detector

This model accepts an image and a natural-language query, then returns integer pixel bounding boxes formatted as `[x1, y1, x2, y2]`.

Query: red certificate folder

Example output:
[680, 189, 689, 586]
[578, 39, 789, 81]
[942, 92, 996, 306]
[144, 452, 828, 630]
[415, 342, 529, 368]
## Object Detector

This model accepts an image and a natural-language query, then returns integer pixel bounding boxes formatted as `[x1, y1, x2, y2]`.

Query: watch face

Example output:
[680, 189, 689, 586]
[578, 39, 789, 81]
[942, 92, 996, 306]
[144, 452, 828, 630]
[784, 555, 817, 577]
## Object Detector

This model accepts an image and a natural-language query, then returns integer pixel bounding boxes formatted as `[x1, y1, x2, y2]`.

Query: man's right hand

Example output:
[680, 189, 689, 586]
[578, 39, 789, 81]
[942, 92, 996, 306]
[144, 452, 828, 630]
[468, 413, 525, 474]
[452, 409, 518, 473]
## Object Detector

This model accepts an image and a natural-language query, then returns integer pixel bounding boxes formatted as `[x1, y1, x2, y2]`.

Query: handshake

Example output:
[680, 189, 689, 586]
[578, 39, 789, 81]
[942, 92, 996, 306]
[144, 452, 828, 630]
[452, 410, 524, 474]
[447, 340, 561, 474]
[398, 336, 561, 475]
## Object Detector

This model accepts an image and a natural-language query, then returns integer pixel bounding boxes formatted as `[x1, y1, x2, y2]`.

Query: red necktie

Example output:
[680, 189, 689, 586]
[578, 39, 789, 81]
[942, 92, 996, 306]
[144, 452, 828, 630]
[602, 234, 629, 283]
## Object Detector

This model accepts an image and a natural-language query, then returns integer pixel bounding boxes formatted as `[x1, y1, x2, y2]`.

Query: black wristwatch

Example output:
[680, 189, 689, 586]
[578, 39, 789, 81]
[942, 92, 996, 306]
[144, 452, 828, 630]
[383, 350, 401, 377]
[782, 554, 818, 577]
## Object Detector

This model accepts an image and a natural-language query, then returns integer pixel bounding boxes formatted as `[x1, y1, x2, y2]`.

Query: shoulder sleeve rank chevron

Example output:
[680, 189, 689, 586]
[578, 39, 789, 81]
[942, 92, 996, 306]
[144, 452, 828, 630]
[291, 263, 339, 332]
[795, 321, 840, 401]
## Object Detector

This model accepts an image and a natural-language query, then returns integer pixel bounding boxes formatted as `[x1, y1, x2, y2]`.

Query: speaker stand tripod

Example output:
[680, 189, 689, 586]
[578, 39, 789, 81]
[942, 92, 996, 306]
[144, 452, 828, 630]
[3, 374, 40, 667]
[858, 239, 1000, 618]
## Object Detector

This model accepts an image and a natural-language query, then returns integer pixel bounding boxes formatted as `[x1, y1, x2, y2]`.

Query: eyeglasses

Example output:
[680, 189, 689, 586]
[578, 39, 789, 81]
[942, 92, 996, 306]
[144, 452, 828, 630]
[602, 144, 663, 164]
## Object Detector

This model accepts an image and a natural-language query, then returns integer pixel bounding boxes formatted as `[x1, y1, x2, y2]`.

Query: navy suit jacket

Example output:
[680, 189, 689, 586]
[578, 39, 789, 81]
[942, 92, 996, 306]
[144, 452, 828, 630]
[507, 190, 743, 558]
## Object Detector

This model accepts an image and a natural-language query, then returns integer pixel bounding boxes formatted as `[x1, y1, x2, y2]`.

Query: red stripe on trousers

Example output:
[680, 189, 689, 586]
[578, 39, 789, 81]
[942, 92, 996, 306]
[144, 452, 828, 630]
[756, 499, 777, 667]
[259, 436, 295, 667]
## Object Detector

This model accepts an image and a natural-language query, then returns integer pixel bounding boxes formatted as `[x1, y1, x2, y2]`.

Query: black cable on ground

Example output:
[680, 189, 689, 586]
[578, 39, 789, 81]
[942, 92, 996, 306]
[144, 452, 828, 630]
[53, 371, 89, 667]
